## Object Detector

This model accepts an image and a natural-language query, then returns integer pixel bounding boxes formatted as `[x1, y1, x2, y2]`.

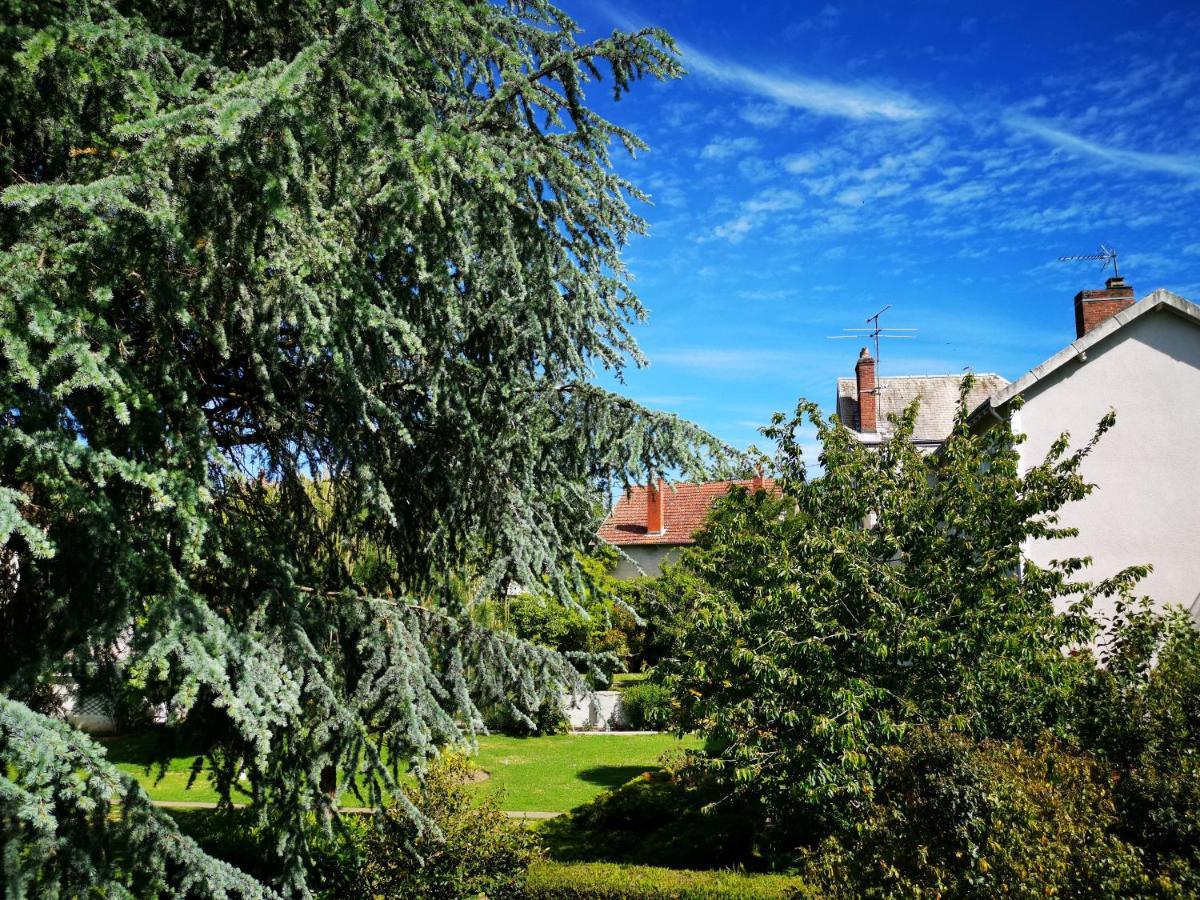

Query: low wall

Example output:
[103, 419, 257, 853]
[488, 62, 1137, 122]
[563, 690, 628, 731]
[52, 682, 118, 734]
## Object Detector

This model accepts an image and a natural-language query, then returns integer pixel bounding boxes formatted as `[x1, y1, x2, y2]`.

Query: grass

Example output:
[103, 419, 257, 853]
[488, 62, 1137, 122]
[608, 671, 650, 690]
[474, 732, 697, 811]
[101, 730, 699, 812]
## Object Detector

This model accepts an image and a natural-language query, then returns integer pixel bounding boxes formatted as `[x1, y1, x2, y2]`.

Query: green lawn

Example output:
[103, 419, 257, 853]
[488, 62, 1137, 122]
[474, 732, 697, 811]
[608, 671, 650, 690]
[101, 731, 698, 812]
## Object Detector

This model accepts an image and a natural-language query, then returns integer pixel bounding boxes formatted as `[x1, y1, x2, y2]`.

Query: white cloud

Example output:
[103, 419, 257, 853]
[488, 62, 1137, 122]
[784, 4, 840, 36]
[738, 103, 788, 129]
[711, 189, 805, 242]
[1008, 115, 1200, 179]
[782, 153, 821, 174]
[736, 288, 797, 301]
[653, 347, 801, 378]
[700, 136, 760, 160]
[737, 157, 775, 183]
[681, 41, 932, 122]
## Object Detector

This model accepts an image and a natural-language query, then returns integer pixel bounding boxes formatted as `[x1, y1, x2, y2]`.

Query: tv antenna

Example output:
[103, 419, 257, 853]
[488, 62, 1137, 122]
[827, 304, 917, 380]
[1058, 244, 1120, 279]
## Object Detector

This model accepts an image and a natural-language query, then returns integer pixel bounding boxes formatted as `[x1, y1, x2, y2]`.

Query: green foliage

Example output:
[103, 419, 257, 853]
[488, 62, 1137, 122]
[0, 696, 273, 900]
[620, 681, 673, 730]
[525, 860, 816, 899]
[487, 547, 644, 692]
[1075, 599, 1200, 891]
[0, 0, 726, 892]
[609, 573, 693, 671]
[353, 752, 542, 899]
[483, 691, 570, 737]
[508, 594, 600, 658]
[799, 726, 1155, 898]
[668, 388, 1137, 832]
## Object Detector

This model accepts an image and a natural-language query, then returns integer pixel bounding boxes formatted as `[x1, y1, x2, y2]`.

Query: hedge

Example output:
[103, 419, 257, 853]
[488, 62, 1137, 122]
[619, 682, 673, 730]
[524, 861, 816, 899]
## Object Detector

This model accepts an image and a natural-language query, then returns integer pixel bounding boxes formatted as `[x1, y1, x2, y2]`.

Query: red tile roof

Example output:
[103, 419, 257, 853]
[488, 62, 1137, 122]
[597, 478, 778, 547]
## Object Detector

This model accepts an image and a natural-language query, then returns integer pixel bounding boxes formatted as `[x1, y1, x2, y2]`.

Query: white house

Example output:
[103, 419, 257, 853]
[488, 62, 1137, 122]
[968, 277, 1200, 619]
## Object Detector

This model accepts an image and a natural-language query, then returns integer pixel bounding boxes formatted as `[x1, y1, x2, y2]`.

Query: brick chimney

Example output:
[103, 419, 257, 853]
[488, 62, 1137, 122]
[751, 469, 764, 492]
[1074, 276, 1135, 338]
[855, 347, 877, 433]
[646, 478, 665, 535]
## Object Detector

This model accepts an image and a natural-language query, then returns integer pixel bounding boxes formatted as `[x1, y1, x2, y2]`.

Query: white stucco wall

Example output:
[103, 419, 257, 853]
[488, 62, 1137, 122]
[1013, 308, 1200, 619]
[563, 690, 628, 730]
[612, 544, 682, 580]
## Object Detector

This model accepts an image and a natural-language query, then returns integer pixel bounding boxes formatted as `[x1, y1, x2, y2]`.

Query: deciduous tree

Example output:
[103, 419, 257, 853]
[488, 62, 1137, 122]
[668, 390, 1140, 834]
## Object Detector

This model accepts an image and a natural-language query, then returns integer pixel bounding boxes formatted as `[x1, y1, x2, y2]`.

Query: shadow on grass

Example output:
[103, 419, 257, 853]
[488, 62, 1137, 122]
[538, 772, 761, 871]
[574, 764, 660, 790]
[97, 728, 207, 767]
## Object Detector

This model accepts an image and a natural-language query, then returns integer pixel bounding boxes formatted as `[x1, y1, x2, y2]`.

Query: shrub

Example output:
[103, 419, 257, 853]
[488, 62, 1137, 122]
[355, 752, 542, 899]
[508, 594, 597, 656]
[620, 681, 673, 730]
[798, 726, 1156, 897]
[525, 860, 816, 899]
[483, 698, 570, 736]
[1076, 599, 1200, 890]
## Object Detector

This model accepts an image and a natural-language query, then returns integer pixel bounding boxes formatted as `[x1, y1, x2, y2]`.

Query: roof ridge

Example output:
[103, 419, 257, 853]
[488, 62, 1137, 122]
[838, 373, 1007, 382]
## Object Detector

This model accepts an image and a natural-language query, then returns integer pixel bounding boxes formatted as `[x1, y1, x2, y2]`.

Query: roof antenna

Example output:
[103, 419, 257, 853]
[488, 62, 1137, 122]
[827, 304, 917, 384]
[1058, 244, 1120, 279]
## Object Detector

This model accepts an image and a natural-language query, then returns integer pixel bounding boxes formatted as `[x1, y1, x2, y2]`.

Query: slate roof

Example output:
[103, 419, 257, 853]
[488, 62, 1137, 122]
[837, 373, 1008, 444]
[598, 478, 778, 547]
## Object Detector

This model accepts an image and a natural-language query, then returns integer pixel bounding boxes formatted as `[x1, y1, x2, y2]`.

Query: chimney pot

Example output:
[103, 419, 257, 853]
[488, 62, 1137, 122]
[646, 478, 665, 534]
[855, 348, 877, 433]
[1074, 276, 1135, 338]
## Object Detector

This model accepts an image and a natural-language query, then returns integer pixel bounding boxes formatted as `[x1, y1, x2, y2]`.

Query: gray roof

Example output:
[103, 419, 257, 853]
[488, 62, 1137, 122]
[972, 288, 1200, 417]
[838, 373, 1009, 444]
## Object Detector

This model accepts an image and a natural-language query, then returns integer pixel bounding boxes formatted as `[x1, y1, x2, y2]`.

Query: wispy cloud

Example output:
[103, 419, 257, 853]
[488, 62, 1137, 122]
[1008, 115, 1200, 179]
[682, 42, 932, 121]
[700, 136, 760, 160]
[738, 103, 788, 129]
[594, 0, 930, 122]
[737, 288, 798, 301]
[652, 347, 801, 378]
[783, 4, 841, 37]
[711, 189, 805, 242]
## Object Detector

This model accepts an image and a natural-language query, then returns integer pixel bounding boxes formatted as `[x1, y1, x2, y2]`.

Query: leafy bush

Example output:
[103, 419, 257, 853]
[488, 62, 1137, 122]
[354, 752, 542, 899]
[482, 692, 570, 736]
[508, 594, 598, 657]
[621, 681, 673, 730]
[798, 726, 1156, 898]
[525, 860, 816, 899]
[1075, 599, 1200, 890]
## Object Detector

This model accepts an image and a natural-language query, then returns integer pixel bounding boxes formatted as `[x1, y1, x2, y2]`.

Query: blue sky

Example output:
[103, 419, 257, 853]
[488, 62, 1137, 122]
[560, 0, 1200, 453]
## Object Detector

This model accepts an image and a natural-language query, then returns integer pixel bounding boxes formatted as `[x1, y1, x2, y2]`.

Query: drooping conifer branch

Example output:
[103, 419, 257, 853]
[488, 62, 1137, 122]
[0, 0, 729, 893]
